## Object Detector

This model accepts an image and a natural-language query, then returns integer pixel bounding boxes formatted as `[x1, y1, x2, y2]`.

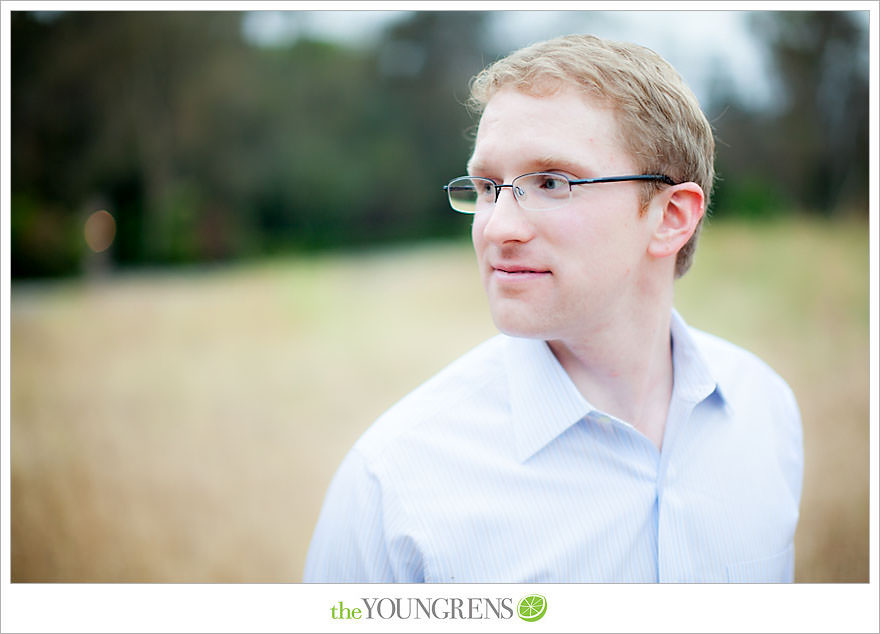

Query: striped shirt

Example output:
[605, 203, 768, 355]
[304, 310, 803, 583]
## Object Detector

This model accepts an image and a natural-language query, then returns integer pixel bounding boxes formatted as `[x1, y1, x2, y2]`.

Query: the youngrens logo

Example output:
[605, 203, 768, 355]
[329, 594, 547, 622]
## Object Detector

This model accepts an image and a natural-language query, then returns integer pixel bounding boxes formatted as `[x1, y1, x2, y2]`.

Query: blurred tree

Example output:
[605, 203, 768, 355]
[12, 12, 254, 272]
[710, 11, 868, 218]
[371, 11, 491, 235]
[757, 11, 869, 215]
[11, 11, 491, 277]
[12, 10, 867, 278]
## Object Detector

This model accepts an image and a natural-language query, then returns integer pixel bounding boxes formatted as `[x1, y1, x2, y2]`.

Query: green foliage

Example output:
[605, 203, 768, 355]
[709, 11, 869, 219]
[10, 193, 84, 278]
[11, 11, 489, 275]
[10, 11, 869, 277]
[711, 172, 793, 220]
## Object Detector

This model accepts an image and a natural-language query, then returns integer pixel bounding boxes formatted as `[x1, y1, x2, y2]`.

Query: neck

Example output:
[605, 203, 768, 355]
[547, 285, 674, 448]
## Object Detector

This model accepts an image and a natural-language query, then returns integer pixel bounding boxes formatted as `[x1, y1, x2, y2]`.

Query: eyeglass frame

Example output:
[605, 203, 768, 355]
[442, 172, 678, 213]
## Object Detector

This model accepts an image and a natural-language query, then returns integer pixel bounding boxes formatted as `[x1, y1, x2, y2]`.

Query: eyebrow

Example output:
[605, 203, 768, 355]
[531, 154, 590, 176]
[466, 154, 589, 178]
[465, 156, 485, 175]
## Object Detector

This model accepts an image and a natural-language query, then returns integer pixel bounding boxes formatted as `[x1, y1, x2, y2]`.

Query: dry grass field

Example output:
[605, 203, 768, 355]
[10, 216, 870, 582]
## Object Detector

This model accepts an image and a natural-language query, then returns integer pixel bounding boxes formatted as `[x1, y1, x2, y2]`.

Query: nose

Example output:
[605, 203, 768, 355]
[478, 185, 535, 245]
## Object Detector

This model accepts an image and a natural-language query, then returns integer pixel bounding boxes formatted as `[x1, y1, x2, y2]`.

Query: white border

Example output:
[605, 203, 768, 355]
[1, 2, 877, 633]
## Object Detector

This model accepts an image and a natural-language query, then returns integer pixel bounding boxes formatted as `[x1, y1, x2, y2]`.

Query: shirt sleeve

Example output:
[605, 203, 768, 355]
[303, 447, 397, 582]
[781, 381, 805, 513]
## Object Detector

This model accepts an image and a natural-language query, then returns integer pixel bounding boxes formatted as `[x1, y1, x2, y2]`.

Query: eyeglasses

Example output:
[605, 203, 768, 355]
[443, 172, 677, 213]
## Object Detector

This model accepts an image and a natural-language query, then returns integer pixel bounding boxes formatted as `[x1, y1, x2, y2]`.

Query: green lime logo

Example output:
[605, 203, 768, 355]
[517, 594, 547, 622]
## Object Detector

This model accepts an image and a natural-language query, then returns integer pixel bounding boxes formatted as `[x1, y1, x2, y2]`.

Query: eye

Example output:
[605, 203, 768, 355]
[537, 174, 568, 191]
[470, 178, 496, 199]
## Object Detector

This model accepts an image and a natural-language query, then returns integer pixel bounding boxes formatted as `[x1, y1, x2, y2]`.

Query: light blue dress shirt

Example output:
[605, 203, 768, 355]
[304, 310, 803, 583]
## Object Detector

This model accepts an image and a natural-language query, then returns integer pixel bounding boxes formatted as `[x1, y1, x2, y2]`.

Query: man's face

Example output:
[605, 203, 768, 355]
[468, 87, 658, 342]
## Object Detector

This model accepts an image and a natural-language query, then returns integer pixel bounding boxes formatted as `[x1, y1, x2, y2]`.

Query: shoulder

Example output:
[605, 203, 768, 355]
[352, 334, 511, 462]
[689, 326, 788, 381]
[307, 334, 516, 582]
[689, 325, 799, 413]
[687, 324, 804, 504]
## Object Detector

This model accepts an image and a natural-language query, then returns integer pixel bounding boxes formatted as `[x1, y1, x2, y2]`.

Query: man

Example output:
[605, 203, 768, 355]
[304, 34, 803, 583]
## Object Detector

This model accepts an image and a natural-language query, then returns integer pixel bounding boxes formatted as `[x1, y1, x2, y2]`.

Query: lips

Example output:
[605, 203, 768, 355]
[490, 263, 551, 279]
[495, 265, 548, 274]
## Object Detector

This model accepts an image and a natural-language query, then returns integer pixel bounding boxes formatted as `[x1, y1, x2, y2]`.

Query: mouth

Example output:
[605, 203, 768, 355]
[491, 264, 552, 279]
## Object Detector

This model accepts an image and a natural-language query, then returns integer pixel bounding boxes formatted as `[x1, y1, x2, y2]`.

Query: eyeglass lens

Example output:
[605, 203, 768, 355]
[447, 173, 571, 213]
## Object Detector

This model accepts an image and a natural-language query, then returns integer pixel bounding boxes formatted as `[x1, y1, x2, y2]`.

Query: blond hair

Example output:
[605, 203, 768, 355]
[468, 34, 715, 277]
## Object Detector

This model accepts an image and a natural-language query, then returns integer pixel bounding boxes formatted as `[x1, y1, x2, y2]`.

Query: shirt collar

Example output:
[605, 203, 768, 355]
[505, 335, 591, 463]
[669, 308, 729, 408]
[506, 309, 729, 463]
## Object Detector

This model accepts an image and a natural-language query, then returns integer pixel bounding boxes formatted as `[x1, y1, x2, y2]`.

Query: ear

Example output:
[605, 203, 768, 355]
[646, 182, 705, 260]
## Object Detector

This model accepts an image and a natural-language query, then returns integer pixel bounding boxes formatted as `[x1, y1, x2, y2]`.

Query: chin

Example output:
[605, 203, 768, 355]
[489, 307, 552, 341]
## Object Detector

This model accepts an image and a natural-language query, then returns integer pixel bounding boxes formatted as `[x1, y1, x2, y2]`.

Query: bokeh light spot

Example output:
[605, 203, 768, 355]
[84, 210, 116, 253]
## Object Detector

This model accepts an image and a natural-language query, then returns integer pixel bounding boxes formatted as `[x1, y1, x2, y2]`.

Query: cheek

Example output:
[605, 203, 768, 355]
[566, 199, 641, 252]
[471, 214, 487, 252]
[547, 215, 632, 283]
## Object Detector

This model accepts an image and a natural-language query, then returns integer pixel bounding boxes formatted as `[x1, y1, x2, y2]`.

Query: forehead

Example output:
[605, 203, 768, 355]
[467, 87, 633, 176]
